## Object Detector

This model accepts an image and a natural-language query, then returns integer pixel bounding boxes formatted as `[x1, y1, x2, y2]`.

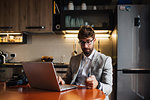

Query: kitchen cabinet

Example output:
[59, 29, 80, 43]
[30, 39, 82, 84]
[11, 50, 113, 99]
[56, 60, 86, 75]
[53, 0, 114, 31]
[19, 0, 52, 32]
[0, 63, 24, 83]
[0, 67, 13, 82]
[61, 10, 114, 30]
[0, 0, 19, 32]
[0, 0, 52, 32]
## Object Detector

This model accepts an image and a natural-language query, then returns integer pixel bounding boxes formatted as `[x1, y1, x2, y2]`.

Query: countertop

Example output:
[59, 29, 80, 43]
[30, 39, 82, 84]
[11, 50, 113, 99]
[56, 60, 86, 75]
[0, 62, 22, 67]
[0, 62, 69, 68]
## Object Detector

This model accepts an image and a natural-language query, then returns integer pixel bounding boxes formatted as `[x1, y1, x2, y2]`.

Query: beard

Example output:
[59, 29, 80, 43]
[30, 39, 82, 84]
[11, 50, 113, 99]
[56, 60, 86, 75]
[82, 48, 93, 57]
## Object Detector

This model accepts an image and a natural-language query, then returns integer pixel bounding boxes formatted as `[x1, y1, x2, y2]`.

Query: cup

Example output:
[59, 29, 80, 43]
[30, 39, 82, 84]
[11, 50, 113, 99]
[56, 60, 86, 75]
[65, 16, 71, 27]
[79, 18, 84, 26]
[75, 18, 80, 27]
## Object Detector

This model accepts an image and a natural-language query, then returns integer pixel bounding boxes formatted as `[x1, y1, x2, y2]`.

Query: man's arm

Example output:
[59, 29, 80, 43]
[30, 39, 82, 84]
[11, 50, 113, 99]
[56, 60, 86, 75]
[85, 57, 113, 96]
[63, 57, 74, 84]
[99, 57, 113, 96]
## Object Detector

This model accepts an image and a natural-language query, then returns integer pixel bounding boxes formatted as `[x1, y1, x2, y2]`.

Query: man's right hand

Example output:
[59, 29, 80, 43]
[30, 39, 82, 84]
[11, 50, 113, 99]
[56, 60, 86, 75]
[57, 76, 65, 85]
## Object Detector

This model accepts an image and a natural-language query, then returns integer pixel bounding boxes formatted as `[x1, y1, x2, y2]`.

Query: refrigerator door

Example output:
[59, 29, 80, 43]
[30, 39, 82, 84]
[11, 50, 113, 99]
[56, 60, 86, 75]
[138, 5, 150, 68]
[117, 5, 150, 69]
[117, 5, 150, 100]
[117, 69, 150, 100]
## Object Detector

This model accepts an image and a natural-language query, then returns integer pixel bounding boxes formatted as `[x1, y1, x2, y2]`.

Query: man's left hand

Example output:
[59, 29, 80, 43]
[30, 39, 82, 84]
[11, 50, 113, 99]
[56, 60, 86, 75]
[85, 75, 98, 89]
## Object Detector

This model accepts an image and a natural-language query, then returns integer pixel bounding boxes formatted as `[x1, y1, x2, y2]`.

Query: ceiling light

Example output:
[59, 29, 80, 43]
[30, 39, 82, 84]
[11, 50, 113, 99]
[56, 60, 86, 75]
[63, 30, 111, 34]
[64, 34, 110, 38]
[0, 33, 22, 35]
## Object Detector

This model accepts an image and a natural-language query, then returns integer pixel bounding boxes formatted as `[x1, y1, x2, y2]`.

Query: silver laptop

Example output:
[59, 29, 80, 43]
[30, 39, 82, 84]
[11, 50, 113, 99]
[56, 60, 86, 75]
[23, 62, 77, 91]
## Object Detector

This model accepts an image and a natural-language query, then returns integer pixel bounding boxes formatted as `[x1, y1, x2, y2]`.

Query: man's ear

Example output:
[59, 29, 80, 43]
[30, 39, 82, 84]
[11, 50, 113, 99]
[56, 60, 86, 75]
[93, 38, 96, 42]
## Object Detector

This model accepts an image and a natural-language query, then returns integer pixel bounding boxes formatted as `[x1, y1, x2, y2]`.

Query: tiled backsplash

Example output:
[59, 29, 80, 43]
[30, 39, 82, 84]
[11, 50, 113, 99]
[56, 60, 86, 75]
[0, 33, 113, 63]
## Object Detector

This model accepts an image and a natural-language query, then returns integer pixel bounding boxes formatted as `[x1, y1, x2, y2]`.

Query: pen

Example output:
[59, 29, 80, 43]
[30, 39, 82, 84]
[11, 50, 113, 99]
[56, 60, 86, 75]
[88, 67, 92, 77]
[88, 71, 91, 77]
[88, 73, 90, 77]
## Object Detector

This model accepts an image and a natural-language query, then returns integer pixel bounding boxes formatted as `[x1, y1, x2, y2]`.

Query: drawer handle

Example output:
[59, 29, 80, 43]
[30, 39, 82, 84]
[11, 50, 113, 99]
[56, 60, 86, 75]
[0, 27, 12, 29]
[122, 69, 150, 74]
[26, 26, 45, 29]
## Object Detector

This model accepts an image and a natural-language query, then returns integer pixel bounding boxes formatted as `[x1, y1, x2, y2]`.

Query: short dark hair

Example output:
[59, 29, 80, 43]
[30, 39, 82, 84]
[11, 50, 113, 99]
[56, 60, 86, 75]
[78, 25, 95, 39]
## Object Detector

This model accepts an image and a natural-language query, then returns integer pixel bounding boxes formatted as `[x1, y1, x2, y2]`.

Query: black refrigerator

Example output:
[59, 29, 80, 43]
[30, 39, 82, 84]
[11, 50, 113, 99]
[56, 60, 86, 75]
[116, 5, 150, 100]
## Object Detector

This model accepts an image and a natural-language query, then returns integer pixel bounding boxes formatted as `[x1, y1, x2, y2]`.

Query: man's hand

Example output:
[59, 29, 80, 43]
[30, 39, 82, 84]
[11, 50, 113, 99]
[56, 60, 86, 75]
[57, 76, 65, 85]
[85, 75, 98, 89]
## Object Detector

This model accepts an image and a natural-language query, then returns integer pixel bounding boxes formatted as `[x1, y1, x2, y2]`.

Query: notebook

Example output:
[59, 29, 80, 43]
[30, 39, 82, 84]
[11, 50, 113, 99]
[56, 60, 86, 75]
[22, 62, 77, 91]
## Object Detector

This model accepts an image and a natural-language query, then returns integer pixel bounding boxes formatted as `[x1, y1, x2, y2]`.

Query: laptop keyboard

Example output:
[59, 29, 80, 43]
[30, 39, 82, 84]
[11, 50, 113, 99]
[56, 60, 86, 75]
[60, 84, 77, 90]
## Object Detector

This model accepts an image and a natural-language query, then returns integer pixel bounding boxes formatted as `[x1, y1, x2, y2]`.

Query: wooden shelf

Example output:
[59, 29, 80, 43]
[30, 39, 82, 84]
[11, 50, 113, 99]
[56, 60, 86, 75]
[0, 33, 27, 44]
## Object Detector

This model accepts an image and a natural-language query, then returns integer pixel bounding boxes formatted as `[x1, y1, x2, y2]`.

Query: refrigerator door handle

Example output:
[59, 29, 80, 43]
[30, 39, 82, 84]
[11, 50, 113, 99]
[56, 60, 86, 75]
[134, 15, 141, 28]
[122, 69, 150, 74]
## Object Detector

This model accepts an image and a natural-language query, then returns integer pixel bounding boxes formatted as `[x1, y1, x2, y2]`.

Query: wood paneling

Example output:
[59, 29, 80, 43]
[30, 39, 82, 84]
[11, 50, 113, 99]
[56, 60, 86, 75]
[19, 0, 52, 32]
[0, 0, 52, 32]
[0, 0, 19, 32]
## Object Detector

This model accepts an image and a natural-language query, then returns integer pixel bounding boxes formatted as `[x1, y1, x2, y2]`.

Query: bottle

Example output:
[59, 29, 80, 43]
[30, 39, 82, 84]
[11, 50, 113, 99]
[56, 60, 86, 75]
[68, 1, 74, 10]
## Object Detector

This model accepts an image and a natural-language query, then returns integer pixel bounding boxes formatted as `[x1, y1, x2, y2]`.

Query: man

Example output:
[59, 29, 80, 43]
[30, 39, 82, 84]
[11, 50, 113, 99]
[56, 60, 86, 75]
[58, 25, 113, 100]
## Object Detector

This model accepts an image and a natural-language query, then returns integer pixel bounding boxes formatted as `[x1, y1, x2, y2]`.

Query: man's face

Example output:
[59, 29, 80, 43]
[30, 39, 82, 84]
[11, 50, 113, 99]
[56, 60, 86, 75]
[79, 37, 96, 57]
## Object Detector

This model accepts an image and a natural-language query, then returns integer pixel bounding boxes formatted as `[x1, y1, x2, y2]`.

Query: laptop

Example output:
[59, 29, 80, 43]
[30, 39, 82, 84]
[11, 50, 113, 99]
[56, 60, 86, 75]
[22, 62, 77, 91]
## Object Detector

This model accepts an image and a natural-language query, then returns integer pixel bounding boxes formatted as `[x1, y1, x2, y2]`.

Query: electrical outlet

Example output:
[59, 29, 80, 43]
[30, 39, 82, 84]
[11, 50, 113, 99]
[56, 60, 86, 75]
[10, 53, 16, 57]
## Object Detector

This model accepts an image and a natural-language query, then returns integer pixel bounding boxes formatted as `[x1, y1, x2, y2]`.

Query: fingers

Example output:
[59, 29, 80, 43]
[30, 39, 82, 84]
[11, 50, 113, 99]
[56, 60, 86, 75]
[60, 80, 65, 85]
[85, 75, 98, 89]
[86, 80, 93, 89]
[86, 75, 95, 83]
[86, 80, 94, 89]
[57, 76, 61, 84]
[57, 76, 65, 85]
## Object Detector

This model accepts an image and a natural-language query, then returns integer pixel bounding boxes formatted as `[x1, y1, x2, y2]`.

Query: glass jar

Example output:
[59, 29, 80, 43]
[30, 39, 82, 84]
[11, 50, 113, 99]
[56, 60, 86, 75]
[81, 3, 87, 10]
[68, 1, 74, 10]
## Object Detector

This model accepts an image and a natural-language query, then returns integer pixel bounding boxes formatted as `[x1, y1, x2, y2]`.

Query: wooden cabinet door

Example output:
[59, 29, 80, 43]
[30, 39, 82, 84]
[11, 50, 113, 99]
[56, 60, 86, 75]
[19, 0, 52, 32]
[0, 0, 10, 31]
[0, 0, 19, 32]
[40, 0, 52, 32]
